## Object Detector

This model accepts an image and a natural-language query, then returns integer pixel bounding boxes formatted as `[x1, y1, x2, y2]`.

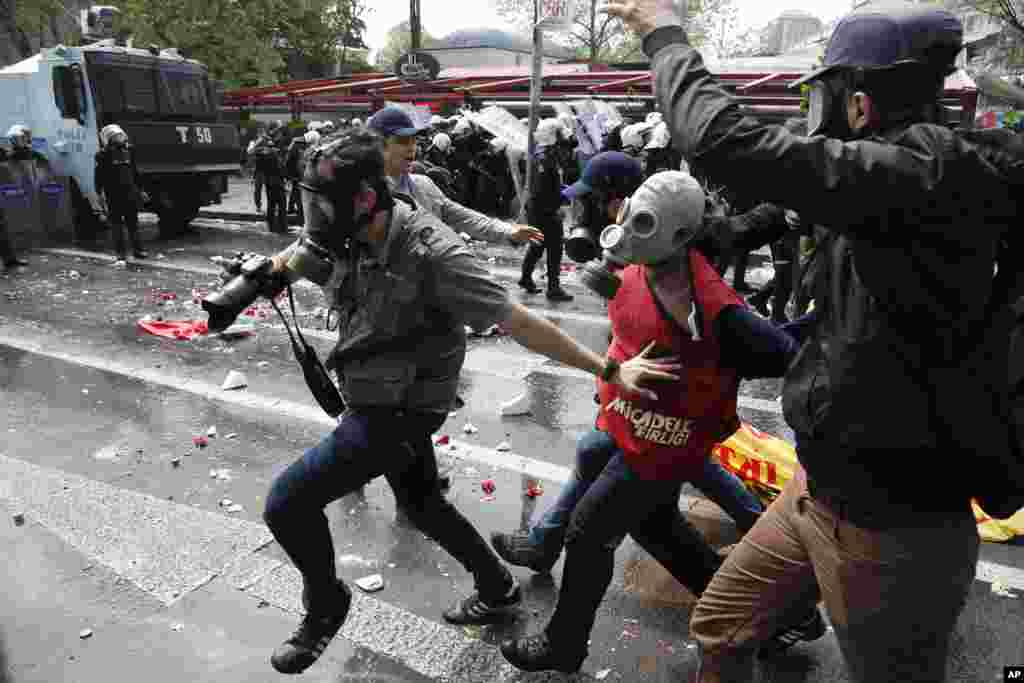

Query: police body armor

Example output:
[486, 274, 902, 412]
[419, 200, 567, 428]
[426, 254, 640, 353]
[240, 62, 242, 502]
[326, 199, 463, 412]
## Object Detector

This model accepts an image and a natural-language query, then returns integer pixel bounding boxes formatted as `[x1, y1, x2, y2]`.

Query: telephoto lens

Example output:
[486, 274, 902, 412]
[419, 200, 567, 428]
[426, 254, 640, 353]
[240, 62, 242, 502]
[201, 254, 278, 332]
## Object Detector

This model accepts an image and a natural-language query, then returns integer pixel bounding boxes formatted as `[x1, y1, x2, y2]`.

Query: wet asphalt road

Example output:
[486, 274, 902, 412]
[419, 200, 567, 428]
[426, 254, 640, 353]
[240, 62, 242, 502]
[1, 181, 1022, 682]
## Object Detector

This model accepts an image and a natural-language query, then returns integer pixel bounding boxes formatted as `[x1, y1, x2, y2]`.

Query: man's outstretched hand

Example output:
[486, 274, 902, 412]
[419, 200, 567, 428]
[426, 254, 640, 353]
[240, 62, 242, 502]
[602, 0, 687, 37]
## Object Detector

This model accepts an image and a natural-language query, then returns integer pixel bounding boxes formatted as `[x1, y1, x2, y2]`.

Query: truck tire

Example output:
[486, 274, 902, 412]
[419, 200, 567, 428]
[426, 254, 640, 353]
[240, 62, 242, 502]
[157, 203, 200, 238]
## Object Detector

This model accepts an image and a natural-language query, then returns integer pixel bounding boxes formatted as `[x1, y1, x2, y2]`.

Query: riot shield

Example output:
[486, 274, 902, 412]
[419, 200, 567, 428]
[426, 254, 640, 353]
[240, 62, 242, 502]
[34, 159, 74, 243]
[0, 160, 41, 248]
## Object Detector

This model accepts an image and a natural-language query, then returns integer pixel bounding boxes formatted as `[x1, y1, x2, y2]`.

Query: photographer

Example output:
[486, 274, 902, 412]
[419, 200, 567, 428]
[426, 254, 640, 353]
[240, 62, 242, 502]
[368, 107, 542, 246]
[608, 1, 1023, 681]
[257, 130, 680, 675]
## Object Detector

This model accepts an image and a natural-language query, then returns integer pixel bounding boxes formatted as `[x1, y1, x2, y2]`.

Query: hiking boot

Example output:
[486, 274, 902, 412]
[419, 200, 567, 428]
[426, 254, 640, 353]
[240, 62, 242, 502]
[518, 278, 540, 294]
[491, 531, 559, 573]
[759, 606, 827, 659]
[500, 632, 586, 673]
[271, 581, 352, 674]
[546, 288, 573, 302]
[442, 580, 521, 625]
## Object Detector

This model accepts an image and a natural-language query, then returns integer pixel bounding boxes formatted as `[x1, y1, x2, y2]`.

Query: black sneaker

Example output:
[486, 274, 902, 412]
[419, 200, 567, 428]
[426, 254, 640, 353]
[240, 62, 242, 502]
[442, 581, 521, 625]
[546, 289, 573, 302]
[518, 279, 541, 294]
[271, 581, 352, 674]
[490, 531, 559, 573]
[759, 606, 827, 659]
[500, 632, 586, 673]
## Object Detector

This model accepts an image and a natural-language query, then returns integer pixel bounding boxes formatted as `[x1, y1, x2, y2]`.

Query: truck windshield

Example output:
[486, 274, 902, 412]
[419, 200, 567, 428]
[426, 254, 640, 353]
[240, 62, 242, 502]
[85, 52, 218, 122]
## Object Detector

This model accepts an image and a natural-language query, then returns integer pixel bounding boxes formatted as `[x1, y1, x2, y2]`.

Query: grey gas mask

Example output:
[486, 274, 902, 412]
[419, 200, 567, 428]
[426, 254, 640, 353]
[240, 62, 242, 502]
[580, 171, 706, 300]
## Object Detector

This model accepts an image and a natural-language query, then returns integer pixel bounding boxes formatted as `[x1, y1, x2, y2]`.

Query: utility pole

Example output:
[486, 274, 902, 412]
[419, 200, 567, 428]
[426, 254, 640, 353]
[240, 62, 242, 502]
[521, 0, 543, 222]
[410, 0, 421, 51]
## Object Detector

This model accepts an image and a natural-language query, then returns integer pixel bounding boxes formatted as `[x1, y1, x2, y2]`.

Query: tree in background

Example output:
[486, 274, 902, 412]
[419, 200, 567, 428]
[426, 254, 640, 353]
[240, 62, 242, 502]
[951, 0, 1024, 73]
[374, 20, 440, 70]
[491, 0, 745, 65]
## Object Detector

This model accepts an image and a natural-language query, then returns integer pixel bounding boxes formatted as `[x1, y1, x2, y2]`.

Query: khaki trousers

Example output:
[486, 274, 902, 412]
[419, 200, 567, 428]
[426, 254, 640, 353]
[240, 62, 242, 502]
[691, 465, 979, 683]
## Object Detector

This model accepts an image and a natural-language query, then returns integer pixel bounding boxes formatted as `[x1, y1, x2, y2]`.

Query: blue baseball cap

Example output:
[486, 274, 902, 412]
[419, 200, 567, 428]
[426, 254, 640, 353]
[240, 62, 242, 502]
[368, 106, 419, 137]
[791, 1, 962, 88]
[563, 151, 644, 201]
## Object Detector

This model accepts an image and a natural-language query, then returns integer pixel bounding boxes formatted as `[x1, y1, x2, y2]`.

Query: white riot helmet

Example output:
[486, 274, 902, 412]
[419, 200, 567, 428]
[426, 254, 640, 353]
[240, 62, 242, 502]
[6, 124, 32, 149]
[304, 130, 321, 146]
[99, 124, 128, 147]
[619, 123, 646, 152]
[489, 137, 507, 154]
[350, 118, 362, 128]
[534, 118, 564, 147]
[452, 117, 473, 137]
[644, 121, 671, 150]
[431, 133, 452, 153]
[645, 111, 663, 125]
[430, 114, 445, 127]
[557, 112, 575, 132]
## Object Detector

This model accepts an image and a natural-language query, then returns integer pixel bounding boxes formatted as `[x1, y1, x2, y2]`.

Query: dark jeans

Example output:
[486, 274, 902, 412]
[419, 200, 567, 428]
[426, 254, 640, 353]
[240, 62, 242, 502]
[107, 197, 140, 256]
[265, 183, 287, 233]
[521, 212, 565, 291]
[288, 180, 304, 221]
[543, 439, 724, 651]
[253, 171, 265, 208]
[528, 430, 763, 552]
[263, 408, 511, 605]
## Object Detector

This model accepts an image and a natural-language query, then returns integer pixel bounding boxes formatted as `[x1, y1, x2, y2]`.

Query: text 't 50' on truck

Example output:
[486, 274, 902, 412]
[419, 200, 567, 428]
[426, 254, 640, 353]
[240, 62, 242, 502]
[0, 40, 240, 237]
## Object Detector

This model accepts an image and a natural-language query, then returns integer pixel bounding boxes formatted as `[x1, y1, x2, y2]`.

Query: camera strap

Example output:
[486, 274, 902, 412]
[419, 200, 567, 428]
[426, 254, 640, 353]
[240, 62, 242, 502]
[270, 286, 346, 418]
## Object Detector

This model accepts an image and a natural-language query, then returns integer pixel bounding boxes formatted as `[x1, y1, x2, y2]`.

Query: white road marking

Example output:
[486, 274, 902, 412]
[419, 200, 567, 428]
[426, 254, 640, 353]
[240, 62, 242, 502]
[1, 327, 1019, 599]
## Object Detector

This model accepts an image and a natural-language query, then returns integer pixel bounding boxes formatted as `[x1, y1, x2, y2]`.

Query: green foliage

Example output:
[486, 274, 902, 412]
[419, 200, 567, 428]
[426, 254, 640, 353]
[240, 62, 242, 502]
[373, 21, 440, 70]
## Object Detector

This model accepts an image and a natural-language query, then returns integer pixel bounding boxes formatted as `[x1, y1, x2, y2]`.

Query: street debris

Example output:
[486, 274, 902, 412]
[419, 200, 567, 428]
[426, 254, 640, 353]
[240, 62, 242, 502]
[448, 411, 457, 417]
[170, 623, 184, 632]
[226, 504, 244, 514]
[620, 618, 641, 640]
[462, 423, 478, 435]
[355, 574, 385, 593]
[192, 436, 208, 449]
[12, 512, 25, 526]
[435, 435, 450, 446]
[219, 498, 233, 507]
[595, 669, 612, 680]
[225, 433, 239, 440]
[79, 628, 93, 639]
[218, 323, 256, 339]
[338, 554, 378, 568]
[257, 361, 271, 369]
[207, 425, 218, 438]
[991, 580, 1018, 598]
[526, 483, 544, 498]
[170, 457, 181, 468]
[481, 479, 496, 502]
[221, 370, 248, 390]
[459, 232, 472, 242]
[210, 469, 232, 482]
[495, 441, 511, 452]
[499, 393, 531, 416]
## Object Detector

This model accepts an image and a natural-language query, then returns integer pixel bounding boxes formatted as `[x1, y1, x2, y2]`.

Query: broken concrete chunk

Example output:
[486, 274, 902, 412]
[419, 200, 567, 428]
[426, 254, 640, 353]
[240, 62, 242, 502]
[462, 423, 478, 435]
[206, 425, 217, 438]
[221, 370, 248, 391]
[12, 512, 25, 526]
[78, 628, 93, 639]
[225, 433, 238, 440]
[226, 504, 244, 513]
[499, 393, 531, 416]
[495, 441, 511, 452]
[354, 574, 385, 593]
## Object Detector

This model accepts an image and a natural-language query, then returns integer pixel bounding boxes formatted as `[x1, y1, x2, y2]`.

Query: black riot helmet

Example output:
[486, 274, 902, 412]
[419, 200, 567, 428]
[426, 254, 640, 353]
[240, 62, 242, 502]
[298, 129, 396, 257]
[792, 1, 963, 138]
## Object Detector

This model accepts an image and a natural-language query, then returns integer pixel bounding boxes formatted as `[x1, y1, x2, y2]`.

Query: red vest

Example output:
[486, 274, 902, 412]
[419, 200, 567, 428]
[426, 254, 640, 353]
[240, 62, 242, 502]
[597, 250, 745, 481]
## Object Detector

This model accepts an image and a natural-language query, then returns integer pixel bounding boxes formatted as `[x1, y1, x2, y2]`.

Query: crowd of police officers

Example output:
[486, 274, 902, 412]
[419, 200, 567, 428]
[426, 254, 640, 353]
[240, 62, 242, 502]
[238, 107, 802, 319]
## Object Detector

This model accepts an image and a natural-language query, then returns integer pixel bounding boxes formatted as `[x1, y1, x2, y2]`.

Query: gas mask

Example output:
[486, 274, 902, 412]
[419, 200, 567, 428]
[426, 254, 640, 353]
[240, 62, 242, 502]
[806, 73, 855, 139]
[580, 172, 705, 300]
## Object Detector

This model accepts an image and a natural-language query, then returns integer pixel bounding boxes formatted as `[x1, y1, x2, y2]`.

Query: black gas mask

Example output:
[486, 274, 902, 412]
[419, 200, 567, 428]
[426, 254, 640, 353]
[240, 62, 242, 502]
[806, 71, 856, 139]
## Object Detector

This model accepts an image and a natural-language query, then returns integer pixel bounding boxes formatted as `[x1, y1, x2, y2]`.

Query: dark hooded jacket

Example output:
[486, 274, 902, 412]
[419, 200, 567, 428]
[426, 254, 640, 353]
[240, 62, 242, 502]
[645, 27, 1022, 517]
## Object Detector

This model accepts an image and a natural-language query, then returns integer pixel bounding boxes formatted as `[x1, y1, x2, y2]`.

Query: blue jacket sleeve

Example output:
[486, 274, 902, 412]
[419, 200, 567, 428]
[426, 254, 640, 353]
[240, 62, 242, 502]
[714, 306, 808, 379]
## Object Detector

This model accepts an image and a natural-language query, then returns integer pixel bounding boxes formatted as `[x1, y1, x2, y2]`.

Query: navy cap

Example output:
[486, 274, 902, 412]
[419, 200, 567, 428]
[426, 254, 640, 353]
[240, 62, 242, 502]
[563, 151, 644, 200]
[368, 106, 419, 137]
[791, 1, 962, 88]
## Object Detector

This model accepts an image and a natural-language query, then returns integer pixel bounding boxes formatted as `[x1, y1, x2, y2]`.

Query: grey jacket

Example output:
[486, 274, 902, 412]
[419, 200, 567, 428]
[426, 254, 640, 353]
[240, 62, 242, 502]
[324, 201, 512, 412]
[393, 173, 514, 244]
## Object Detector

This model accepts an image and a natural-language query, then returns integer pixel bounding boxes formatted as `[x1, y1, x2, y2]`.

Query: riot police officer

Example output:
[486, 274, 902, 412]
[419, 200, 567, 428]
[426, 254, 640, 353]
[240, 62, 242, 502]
[0, 125, 35, 269]
[261, 128, 677, 675]
[249, 122, 287, 233]
[95, 124, 148, 260]
[519, 118, 573, 301]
